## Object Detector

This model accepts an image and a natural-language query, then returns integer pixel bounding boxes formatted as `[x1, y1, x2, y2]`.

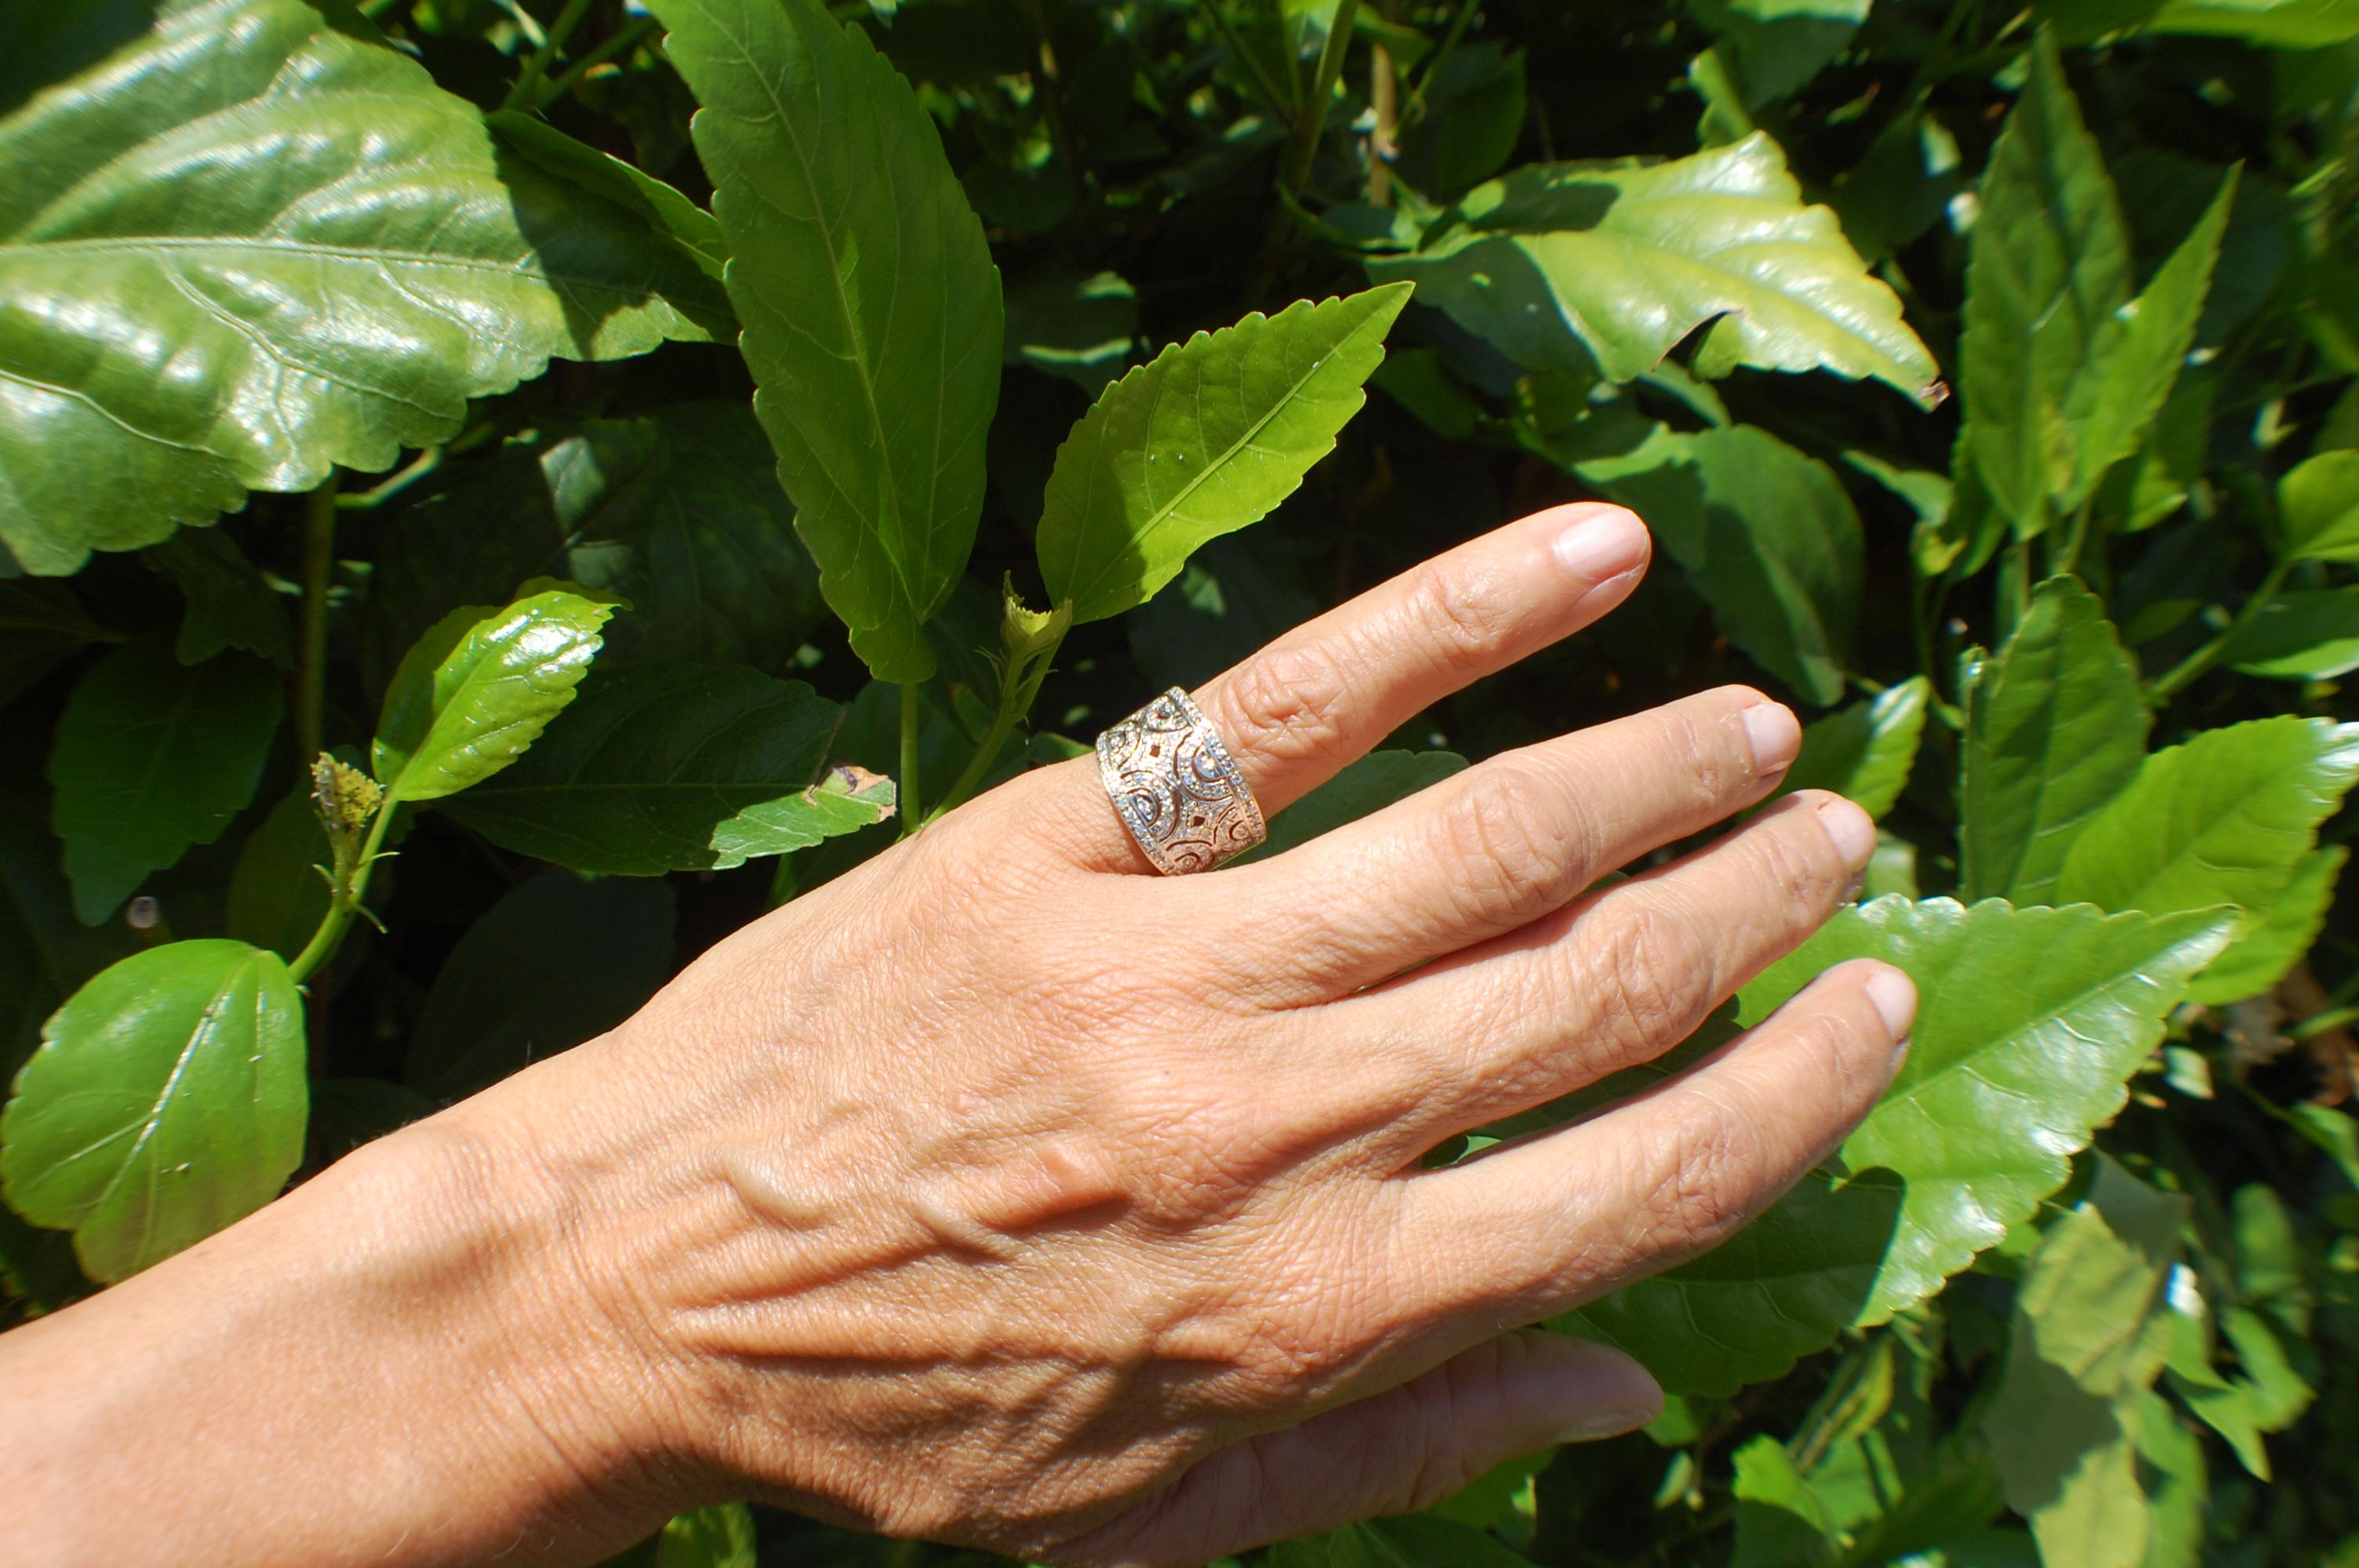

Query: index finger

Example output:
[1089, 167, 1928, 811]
[1007, 502, 1654, 873]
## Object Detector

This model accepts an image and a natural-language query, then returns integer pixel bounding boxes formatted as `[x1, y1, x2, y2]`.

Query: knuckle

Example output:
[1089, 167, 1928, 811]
[1752, 817, 1842, 910]
[1395, 556, 1516, 668]
[1572, 903, 1714, 1060]
[1628, 1091, 1769, 1262]
[1219, 642, 1355, 774]
[1438, 761, 1590, 920]
[1663, 695, 1755, 804]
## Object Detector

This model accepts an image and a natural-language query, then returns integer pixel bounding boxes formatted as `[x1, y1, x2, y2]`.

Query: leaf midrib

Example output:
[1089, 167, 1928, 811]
[1059, 304, 1393, 612]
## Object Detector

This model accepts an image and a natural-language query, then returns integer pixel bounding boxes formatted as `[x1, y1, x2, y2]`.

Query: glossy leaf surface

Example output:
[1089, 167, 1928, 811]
[0, 0, 726, 573]
[1776, 677, 1931, 818]
[1741, 898, 2230, 1326]
[1369, 134, 1937, 403]
[652, 0, 1002, 683]
[1037, 285, 1411, 625]
[1, 939, 304, 1280]
[372, 590, 616, 805]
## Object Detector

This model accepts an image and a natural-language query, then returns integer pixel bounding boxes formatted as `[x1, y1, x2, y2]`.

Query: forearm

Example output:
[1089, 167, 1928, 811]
[0, 1085, 680, 1568]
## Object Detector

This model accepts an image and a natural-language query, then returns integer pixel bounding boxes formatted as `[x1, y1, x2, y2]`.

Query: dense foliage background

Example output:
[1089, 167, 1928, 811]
[5, 0, 2359, 1563]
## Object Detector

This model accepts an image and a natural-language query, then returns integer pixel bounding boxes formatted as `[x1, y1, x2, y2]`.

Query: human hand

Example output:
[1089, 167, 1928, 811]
[436, 500, 1914, 1565]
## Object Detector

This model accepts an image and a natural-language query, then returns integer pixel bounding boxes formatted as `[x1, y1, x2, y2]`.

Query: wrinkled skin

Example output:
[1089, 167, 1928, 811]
[2, 504, 1912, 1568]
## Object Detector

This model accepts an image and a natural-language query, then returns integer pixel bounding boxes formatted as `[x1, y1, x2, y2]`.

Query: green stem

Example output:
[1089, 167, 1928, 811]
[336, 446, 442, 510]
[502, 0, 596, 111]
[295, 477, 337, 765]
[2147, 559, 2291, 704]
[927, 633, 1067, 826]
[1201, 1, 1295, 125]
[287, 804, 397, 986]
[1277, 0, 1361, 202]
[532, 14, 658, 110]
[898, 682, 923, 837]
[1408, 0, 1480, 100]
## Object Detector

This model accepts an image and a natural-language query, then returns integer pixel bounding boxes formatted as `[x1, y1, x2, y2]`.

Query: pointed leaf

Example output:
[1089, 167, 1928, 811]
[652, 0, 1002, 683]
[2221, 586, 2359, 677]
[1774, 677, 1931, 818]
[441, 661, 875, 873]
[1369, 132, 1938, 404]
[372, 590, 616, 805]
[1957, 34, 2134, 534]
[1, 938, 305, 1281]
[1740, 898, 2232, 1324]
[150, 529, 293, 668]
[2187, 844, 2344, 1006]
[1037, 285, 1411, 625]
[0, 0, 727, 575]
[2063, 172, 2235, 508]
[1961, 577, 2146, 903]
[2055, 716, 2359, 927]
[48, 641, 284, 924]
[1577, 423, 1863, 705]
[2276, 449, 2359, 564]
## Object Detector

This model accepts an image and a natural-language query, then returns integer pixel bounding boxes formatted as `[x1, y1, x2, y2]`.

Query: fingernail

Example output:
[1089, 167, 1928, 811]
[1551, 1403, 1662, 1443]
[1815, 795, 1876, 870]
[1884, 1036, 1913, 1090]
[1863, 965, 1917, 1040]
[1741, 702, 1801, 778]
[1554, 507, 1650, 591]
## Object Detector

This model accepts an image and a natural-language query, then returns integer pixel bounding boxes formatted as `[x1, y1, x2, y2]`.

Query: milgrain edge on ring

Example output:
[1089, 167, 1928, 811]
[1095, 687, 1269, 874]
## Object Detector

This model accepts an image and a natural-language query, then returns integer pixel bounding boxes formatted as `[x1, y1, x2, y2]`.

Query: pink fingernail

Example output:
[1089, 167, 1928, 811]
[1554, 507, 1650, 591]
[1864, 965, 1917, 1039]
[1742, 702, 1801, 777]
[1815, 796, 1876, 870]
[1550, 1402, 1662, 1443]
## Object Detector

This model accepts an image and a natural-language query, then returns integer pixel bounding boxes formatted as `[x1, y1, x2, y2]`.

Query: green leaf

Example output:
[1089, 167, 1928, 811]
[653, 1503, 757, 1568]
[2276, 449, 2359, 563]
[1576, 423, 1863, 705]
[1740, 898, 2231, 1325]
[0, 580, 115, 713]
[149, 528, 293, 668]
[485, 109, 730, 289]
[2138, 0, 2359, 45]
[0, 776, 136, 1079]
[2062, 172, 2236, 510]
[706, 763, 898, 863]
[1774, 677, 1931, 818]
[1368, 133, 1938, 405]
[1, 938, 306, 1281]
[1957, 34, 2133, 535]
[48, 641, 285, 925]
[2054, 716, 2359, 932]
[365, 406, 822, 685]
[440, 661, 885, 873]
[371, 589, 616, 806]
[1004, 269, 1139, 396]
[1036, 285, 1411, 626]
[1983, 1160, 2184, 1568]
[652, 0, 1003, 683]
[1564, 1167, 1906, 1397]
[1730, 1433, 1841, 1568]
[534, 411, 823, 669]
[1234, 750, 1469, 865]
[0, 0, 727, 575]
[224, 786, 333, 964]
[1269, 1515, 1538, 1568]
[1960, 577, 2147, 904]
[2186, 844, 2344, 1006]
[2221, 587, 2359, 677]
[406, 873, 674, 1101]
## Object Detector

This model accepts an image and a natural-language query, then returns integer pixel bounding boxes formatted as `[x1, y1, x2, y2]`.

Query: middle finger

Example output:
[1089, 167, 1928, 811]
[1219, 684, 1803, 1003]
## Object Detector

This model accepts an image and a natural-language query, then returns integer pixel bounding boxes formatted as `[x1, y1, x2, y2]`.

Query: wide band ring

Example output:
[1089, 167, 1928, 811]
[1096, 687, 1268, 875]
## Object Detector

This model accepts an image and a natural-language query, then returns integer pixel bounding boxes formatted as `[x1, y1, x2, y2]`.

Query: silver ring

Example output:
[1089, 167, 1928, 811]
[1096, 687, 1268, 874]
